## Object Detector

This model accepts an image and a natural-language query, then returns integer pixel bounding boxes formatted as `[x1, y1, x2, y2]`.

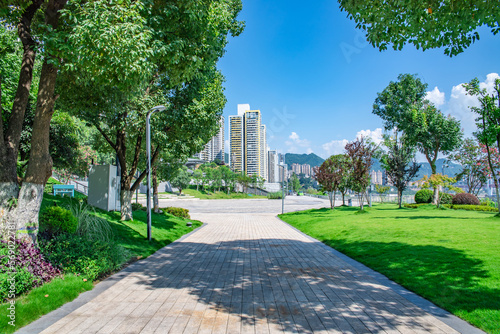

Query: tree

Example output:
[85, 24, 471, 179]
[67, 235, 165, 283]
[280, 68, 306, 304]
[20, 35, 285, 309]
[374, 74, 462, 204]
[338, 0, 500, 56]
[380, 134, 420, 208]
[57, 0, 242, 221]
[192, 169, 203, 191]
[449, 138, 489, 195]
[170, 167, 191, 196]
[220, 166, 235, 194]
[237, 172, 251, 193]
[0, 1, 71, 241]
[290, 173, 301, 193]
[375, 185, 390, 203]
[464, 77, 500, 212]
[420, 174, 462, 208]
[345, 137, 375, 211]
[315, 155, 349, 209]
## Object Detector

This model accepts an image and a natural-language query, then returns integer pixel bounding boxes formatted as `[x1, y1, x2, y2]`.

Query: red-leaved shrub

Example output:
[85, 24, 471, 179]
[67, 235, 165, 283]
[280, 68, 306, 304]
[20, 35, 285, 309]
[452, 193, 480, 205]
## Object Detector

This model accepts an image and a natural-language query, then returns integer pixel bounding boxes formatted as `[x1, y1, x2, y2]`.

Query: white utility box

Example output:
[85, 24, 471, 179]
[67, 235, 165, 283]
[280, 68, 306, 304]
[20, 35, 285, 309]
[88, 165, 121, 211]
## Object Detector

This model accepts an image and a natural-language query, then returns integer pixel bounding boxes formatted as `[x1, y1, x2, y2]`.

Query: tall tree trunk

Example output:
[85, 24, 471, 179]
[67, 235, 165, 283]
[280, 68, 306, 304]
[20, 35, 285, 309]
[398, 189, 402, 208]
[8, 0, 68, 242]
[358, 193, 363, 210]
[0, 2, 41, 215]
[425, 152, 439, 204]
[485, 141, 500, 213]
[342, 192, 346, 206]
[152, 165, 160, 213]
[329, 191, 335, 209]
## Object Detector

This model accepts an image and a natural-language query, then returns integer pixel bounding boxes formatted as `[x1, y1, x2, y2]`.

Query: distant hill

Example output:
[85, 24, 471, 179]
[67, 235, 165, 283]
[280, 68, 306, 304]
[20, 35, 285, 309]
[285, 153, 324, 168]
[371, 158, 462, 179]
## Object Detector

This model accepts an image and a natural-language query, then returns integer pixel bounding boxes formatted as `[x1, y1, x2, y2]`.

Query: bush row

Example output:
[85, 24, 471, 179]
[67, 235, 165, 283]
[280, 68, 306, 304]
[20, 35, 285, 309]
[414, 190, 481, 205]
[267, 191, 283, 199]
[162, 207, 190, 219]
[404, 203, 498, 212]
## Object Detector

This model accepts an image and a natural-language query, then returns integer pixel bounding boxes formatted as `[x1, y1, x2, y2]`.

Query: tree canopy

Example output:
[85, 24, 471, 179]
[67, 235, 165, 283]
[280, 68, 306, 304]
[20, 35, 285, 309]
[338, 0, 500, 56]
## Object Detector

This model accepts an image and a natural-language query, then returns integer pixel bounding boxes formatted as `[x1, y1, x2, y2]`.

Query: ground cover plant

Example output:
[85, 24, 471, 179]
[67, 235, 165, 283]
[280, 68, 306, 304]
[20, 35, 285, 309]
[279, 204, 500, 334]
[181, 189, 266, 200]
[0, 193, 201, 333]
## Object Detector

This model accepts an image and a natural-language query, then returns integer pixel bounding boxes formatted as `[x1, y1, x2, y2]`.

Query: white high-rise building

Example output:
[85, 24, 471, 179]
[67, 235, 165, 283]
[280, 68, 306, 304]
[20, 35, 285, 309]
[229, 104, 268, 180]
[268, 150, 279, 183]
[244, 110, 261, 177]
[260, 125, 267, 179]
[196, 116, 224, 162]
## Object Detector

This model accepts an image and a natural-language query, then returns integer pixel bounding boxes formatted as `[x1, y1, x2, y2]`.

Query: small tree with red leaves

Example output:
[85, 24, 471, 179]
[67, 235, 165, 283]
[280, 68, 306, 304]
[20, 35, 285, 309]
[315, 154, 349, 209]
[345, 137, 376, 211]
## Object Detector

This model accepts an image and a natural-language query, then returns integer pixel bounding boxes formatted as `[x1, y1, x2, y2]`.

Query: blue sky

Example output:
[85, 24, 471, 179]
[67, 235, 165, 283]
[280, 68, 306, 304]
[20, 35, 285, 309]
[217, 0, 500, 160]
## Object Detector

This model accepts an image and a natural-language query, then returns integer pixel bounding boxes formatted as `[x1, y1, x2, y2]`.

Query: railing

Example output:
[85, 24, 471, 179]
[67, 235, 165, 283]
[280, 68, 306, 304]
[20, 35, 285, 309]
[304, 193, 416, 205]
[68, 179, 88, 196]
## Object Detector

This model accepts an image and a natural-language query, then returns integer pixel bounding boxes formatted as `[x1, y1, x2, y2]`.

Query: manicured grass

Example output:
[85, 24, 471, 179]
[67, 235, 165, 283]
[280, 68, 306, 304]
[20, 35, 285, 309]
[4, 193, 201, 333]
[181, 188, 266, 199]
[279, 204, 500, 334]
[0, 274, 93, 333]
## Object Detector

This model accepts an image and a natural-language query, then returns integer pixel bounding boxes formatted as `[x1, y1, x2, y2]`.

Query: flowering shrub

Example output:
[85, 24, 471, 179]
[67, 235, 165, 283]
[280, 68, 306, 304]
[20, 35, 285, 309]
[0, 239, 61, 301]
[452, 193, 480, 205]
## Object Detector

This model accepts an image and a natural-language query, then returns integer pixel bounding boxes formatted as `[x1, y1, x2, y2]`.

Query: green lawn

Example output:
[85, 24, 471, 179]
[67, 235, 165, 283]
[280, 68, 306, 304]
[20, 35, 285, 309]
[1, 193, 201, 333]
[279, 204, 500, 334]
[181, 188, 266, 199]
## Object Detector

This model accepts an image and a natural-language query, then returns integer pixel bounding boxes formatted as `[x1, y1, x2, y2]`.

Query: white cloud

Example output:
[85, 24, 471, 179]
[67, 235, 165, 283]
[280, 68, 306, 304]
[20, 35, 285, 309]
[321, 128, 383, 158]
[426, 86, 445, 107]
[285, 132, 313, 154]
[356, 128, 383, 144]
[322, 139, 349, 157]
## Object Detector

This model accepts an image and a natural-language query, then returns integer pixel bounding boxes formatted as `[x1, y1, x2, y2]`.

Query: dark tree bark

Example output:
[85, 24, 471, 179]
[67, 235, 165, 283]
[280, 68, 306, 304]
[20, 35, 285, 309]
[6, 0, 68, 243]
[0, 1, 42, 207]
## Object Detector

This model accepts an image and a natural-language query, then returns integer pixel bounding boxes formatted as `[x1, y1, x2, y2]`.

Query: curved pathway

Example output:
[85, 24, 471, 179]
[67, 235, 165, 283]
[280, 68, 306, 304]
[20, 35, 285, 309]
[19, 197, 482, 333]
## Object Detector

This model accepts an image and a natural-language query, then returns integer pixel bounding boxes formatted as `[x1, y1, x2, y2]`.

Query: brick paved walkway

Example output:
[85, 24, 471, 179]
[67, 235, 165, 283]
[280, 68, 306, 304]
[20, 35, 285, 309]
[29, 208, 477, 334]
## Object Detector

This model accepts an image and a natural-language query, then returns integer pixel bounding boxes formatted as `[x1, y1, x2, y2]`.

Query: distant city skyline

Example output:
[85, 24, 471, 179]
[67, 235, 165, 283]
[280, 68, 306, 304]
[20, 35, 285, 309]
[217, 0, 500, 161]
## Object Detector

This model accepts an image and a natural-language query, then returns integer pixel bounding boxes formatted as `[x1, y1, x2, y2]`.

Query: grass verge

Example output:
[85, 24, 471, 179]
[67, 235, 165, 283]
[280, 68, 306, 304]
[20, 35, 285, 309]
[279, 204, 500, 334]
[1, 193, 201, 333]
[181, 188, 266, 199]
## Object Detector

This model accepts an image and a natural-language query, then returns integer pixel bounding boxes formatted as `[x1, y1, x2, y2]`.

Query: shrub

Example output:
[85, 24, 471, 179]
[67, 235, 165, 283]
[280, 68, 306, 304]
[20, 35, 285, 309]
[162, 207, 190, 219]
[39, 206, 78, 235]
[414, 189, 433, 203]
[439, 193, 453, 205]
[403, 203, 430, 209]
[480, 198, 498, 208]
[444, 204, 498, 212]
[0, 239, 60, 301]
[68, 200, 113, 241]
[131, 203, 145, 211]
[452, 193, 480, 205]
[267, 191, 283, 199]
[39, 234, 129, 281]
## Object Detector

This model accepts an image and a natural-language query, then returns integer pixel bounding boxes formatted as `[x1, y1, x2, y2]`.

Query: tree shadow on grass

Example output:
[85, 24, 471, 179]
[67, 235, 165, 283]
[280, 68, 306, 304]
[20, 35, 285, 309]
[110, 238, 499, 333]
[322, 239, 500, 317]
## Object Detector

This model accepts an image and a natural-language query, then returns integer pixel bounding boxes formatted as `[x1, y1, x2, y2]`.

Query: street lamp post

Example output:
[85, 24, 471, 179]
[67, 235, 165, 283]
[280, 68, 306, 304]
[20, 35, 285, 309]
[146, 105, 166, 241]
[280, 164, 285, 214]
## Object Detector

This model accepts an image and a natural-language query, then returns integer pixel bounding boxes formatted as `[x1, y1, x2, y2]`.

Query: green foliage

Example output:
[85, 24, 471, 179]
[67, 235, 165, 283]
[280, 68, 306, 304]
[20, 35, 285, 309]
[170, 167, 191, 195]
[452, 193, 481, 205]
[267, 192, 283, 199]
[375, 185, 390, 195]
[0, 269, 35, 301]
[39, 206, 78, 235]
[131, 203, 145, 211]
[68, 200, 113, 242]
[446, 204, 499, 212]
[480, 198, 498, 208]
[415, 189, 434, 203]
[380, 134, 420, 207]
[374, 74, 462, 179]
[39, 234, 129, 281]
[403, 203, 430, 209]
[449, 138, 489, 195]
[439, 193, 453, 205]
[338, 0, 500, 56]
[162, 207, 190, 219]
